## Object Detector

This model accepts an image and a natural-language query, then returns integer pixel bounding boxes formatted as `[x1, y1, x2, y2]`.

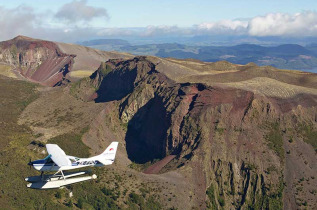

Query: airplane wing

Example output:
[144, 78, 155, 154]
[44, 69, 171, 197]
[46, 144, 71, 167]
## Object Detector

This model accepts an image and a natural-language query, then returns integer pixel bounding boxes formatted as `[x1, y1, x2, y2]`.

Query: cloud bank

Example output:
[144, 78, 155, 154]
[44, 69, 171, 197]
[197, 20, 249, 35]
[197, 11, 317, 37]
[0, 5, 39, 40]
[248, 11, 317, 36]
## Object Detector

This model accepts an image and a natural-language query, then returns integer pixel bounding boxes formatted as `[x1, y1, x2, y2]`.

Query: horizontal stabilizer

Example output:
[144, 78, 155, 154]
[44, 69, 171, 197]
[96, 158, 114, 165]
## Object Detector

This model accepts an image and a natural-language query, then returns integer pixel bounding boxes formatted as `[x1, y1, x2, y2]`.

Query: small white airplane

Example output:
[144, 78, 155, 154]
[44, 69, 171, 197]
[25, 142, 118, 189]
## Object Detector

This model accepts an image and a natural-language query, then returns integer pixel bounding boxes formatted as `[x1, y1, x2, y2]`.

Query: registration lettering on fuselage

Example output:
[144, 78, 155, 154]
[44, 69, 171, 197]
[77, 160, 96, 165]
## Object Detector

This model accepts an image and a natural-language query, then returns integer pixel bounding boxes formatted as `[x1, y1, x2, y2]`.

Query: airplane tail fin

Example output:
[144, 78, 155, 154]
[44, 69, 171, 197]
[97, 142, 119, 165]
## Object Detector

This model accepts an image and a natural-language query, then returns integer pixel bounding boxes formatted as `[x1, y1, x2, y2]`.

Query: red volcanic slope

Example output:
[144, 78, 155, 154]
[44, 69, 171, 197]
[143, 155, 176, 174]
[24, 56, 74, 86]
[0, 36, 74, 86]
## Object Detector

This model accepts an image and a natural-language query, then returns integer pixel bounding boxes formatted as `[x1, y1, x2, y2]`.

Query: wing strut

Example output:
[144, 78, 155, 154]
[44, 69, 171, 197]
[60, 170, 65, 180]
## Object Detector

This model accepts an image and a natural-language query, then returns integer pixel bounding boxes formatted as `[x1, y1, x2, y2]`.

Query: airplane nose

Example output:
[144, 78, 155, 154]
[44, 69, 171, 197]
[28, 161, 33, 166]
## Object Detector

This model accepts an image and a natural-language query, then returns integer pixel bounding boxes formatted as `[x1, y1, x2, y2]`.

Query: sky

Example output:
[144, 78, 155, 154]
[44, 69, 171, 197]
[1, 0, 317, 43]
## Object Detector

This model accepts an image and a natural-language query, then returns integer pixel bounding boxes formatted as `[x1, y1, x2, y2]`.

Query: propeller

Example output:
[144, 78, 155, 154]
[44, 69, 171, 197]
[28, 158, 32, 170]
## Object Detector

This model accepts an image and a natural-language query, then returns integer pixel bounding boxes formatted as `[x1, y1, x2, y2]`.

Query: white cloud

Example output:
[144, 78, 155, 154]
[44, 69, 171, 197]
[97, 28, 135, 36]
[140, 20, 250, 37]
[198, 19, 248, 34]
[188, 11, 317, 37]
[54, 0, 109, 24]
[0, 5, 39, 40]
[0, 3, 109, 42]
[248, 11, 317, 36]
[143, 25, 192, 36]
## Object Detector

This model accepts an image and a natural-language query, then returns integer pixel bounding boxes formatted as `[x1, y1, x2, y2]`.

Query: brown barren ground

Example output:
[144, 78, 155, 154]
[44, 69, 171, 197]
[143, 155, 176, 174]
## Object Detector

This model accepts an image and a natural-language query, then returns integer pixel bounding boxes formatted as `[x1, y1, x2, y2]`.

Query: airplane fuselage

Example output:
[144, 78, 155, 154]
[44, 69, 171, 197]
[30, 156, 112, 171]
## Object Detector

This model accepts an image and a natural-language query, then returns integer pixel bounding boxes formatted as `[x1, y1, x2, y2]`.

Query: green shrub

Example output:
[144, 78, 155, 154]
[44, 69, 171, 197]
[66, 199, 73, 207]
[145, 196, 162, 210]
[129, 192, 144, 206]
[101, 187, 114, 196]
[77, 198, 84, 209]
[297, 122, 317, 149]
[55, 191, 62, 199]
[264, 122, 284, 159]
[218, 196, 225, 207]
[206, 184, 217, 209]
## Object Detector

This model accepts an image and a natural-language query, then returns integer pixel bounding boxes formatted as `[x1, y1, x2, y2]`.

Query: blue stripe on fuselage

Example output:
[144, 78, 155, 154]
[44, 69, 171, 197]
[32, 159, 46, 164]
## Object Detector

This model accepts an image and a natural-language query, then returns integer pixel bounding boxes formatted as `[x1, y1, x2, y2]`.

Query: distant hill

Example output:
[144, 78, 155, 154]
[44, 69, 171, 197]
[82, 40, 317, 72]
[79, 39, 130, 46]
[306, 43, 317, 55]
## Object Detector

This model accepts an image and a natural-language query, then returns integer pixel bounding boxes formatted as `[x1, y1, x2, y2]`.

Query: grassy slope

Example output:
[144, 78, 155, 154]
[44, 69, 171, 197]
[48, 127, 90, 158]
[0, 76, 162, 209]
[0, 76, 66, 209]
[0, 64, 16, 78]
[69, 70, 93, 79]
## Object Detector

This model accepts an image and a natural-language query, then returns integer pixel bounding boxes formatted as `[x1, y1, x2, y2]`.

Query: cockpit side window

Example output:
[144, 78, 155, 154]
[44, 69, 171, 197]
[69, 158, 77, 163]
[46, 158, 54, 164]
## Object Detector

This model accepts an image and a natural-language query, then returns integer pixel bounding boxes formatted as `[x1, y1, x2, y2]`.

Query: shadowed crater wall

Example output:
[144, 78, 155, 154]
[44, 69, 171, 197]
[125, 96, 170, 163]
[95, 66, 138, 102]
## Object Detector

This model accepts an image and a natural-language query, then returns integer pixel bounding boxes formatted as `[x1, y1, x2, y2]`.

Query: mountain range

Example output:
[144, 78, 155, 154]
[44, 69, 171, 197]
[80, 39, 317, 72]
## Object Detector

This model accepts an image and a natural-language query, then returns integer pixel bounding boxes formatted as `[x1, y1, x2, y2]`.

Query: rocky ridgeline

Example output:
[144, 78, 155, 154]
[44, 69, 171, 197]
[73, 56, 316, 209]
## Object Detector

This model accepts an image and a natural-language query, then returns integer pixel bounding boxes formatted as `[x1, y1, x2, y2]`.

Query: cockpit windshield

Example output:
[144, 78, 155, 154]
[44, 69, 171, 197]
[44, 154, 54, 164]
[44, 154, 52, 160]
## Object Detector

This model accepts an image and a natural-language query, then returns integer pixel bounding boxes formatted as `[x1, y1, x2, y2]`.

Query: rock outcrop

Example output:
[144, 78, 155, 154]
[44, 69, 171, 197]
[0, 36, 133, 86]
[0, 36, 75, 86]
[74, 56, 317, 209]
